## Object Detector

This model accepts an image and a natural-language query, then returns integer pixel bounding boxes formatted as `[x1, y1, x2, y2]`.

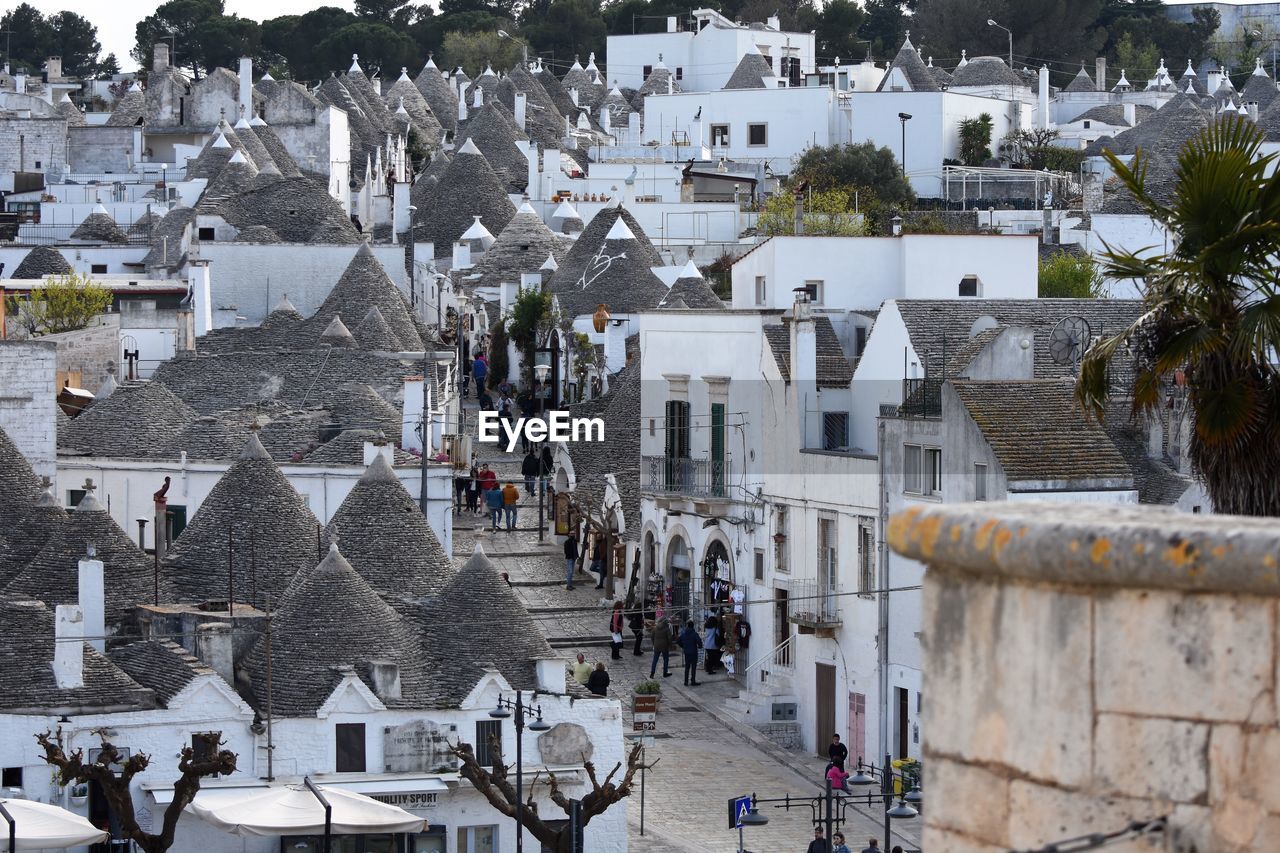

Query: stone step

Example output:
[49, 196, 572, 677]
[721, 696, 752, 722]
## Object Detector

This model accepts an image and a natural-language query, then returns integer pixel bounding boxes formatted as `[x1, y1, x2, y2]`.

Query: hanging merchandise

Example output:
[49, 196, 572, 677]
[729, 585, 745, 613]
[735, 618, 752, 649]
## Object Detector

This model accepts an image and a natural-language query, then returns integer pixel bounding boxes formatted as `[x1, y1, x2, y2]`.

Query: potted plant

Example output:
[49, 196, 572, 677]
[633, 678, 662, 714]
[69, 783, 88, 806]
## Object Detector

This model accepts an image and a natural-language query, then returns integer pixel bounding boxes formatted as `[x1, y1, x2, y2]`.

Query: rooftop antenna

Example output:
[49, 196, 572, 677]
[1049, 315, 1092, 372]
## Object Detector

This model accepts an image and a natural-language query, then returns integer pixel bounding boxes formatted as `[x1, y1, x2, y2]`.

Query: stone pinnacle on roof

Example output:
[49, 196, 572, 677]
[604, 217, 635, 241]
[320, 315, 356, 347]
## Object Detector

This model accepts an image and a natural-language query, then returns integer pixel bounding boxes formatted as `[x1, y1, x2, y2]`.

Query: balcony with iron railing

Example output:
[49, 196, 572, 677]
[642, 455, 732, 499]
[899, 378, 943, 419]
[787, 579, 842, 636]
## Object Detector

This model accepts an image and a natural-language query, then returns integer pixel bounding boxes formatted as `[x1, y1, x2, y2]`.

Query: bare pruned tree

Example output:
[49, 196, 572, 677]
[451, 738, 642, 853]
[35, 731, 237, 853]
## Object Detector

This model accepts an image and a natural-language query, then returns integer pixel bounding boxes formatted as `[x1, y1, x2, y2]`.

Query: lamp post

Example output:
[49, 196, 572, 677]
[744, 758, 920, 852]
[497, 29, 529, 67]
[488, 691, 552, 853]
[406, 204, 417, 308]
[534, 362, 551, 541]
[987, 18, 1013, 72]
[897, 113, 911, 178]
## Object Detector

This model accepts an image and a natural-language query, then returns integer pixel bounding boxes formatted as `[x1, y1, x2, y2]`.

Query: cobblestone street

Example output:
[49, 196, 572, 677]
[454, 445, 923, 853]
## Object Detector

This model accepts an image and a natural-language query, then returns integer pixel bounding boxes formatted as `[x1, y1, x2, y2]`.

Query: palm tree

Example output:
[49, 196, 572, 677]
[1077, 115, 1280, 516]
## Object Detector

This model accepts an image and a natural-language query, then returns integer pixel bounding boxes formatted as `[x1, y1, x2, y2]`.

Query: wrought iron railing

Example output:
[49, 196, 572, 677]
[642, 455, 731, 498]
[788, 579, 842, 628]
[899, 378, 943, 419]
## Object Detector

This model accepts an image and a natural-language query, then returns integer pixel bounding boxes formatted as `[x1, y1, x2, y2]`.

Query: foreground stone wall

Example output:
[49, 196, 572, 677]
[888, 502, 1280, 852]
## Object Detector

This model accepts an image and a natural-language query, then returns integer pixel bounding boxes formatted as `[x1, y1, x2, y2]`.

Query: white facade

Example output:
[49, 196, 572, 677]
[605, 9, 815, 93]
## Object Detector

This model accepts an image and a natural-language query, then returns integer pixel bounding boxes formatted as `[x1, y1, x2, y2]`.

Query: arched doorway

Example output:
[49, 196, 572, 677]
[666, 535, 691, 625]
[702, 539, 734, 614]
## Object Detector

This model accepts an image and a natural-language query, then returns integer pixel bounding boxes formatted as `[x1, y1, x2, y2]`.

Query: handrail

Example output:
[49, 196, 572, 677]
[743, 633, 794, 677]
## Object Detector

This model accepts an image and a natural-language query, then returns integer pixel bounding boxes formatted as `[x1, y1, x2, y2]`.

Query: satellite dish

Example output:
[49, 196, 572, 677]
[1049, 316, 1092, 366]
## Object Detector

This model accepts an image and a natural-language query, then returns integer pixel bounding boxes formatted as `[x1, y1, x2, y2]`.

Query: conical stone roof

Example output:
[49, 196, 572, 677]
[345, 62, 395, 134]
[472, 202, 569, 290]
[725, 49, 776, 90]
[56, 93, 86, 126]
[249, 120, 301, 177]
[244, 542, 427, 715]
[165, 415, 250, 461]
[163, 434, 330, 609]
[59, 381, 196, 459]
[185, 133, 236, 181]
[127, 210, 164, 238]
[306, 244, 423, 351]
[549, 204, 663, 316]
[415, 57, 459, 134]
[661, 264, 724, 309]
[1063, 66, 1095, 93]
[1086, 93, 1208, 156]
[0, 426, 41, 531]
[219, 176, 360, 244]
[636, 62, 681, 103]
[71, 207, 129, 243]
[320, 315, 357, 347]
[551, 215, 669, 317]
[534, 64, 589, 127]
[456, 102, 530, 193]
[411, 139, 516, 257]
[464, 66, 500, 106]
[424, 544, 553, 706]
[496, 65, 566, 149]
[353, 305, 399, 351]
[232, 117, 276, 172]
[0, 481, 66, 588]
[13, 245, 72, 278]
[327, 454, 456, 606]
[877, 36, 938, 92]
[1242, 69, 1278, 109]
[106, 86, 144, 126]
[7, 486, 159, 627]
[385, 70, 444, 149]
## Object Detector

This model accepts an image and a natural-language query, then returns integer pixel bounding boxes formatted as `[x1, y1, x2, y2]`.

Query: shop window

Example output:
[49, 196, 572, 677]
[457, 825, 497, 853]
[335, 723, 366, 772]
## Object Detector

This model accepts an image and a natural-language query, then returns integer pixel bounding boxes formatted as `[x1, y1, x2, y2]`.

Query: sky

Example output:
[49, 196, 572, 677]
[6, 0, 1277, 72]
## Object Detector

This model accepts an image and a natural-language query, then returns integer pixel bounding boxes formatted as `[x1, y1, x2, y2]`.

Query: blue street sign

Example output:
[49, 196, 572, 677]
[728, 795, 752, 829]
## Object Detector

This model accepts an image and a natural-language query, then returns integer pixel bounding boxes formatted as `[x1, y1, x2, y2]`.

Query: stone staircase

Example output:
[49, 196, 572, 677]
[720, 681, 802, 750]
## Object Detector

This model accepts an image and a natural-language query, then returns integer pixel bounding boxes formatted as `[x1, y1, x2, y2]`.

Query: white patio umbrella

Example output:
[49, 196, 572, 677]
[187, 779, 425, 844]
[0, 798, 109, 851]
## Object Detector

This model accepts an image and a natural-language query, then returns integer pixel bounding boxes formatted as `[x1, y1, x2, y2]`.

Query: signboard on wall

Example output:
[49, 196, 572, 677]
[383, 720, 458, 773]
[555, 493, 571, 535]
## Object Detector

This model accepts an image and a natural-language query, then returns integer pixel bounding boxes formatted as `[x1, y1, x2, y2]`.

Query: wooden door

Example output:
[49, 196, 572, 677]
[815, 663, 836, 758]
[849, 691, 866, 765]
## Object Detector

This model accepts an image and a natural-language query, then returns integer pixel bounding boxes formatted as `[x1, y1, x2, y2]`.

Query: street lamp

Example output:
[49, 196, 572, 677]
[497, 29, 529, 67]
[897, 113, 911, 178]
[736, 803, 768, 852]
[848, 758, 922, 849]
[488, 691, 551, 853]
[987, 18, 1013, 72]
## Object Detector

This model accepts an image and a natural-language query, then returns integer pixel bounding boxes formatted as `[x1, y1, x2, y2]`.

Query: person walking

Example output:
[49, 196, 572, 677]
[859, 839, 880, 853]
[471, 353, 487, 398]
[703, 613, 720, 675]
[538, 445, 553, 496]
[572, 653, 592, 685]
[828, 733, 849, 771]
[586, 661, 610, 697]
[678, 620, 701, 686]
[831, 832, 851, 853]
[628, 606, 645, 656]
[501, 482, 520, 531]
[521, 449, 539, 495]
[649, 616, 672, 678]
[589, 538, 605, 589]
[806, 826, 830, 853]
[484, 483, 505, 532]
[465, 462, 481, 514]
[477, 463, 498, 494]
[563, 535, 580, 590]
[609, 602, 625, 660]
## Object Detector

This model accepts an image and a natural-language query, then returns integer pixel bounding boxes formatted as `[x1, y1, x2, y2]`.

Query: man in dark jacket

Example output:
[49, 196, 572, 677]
[586, 661, 610, 696]
[522, 449, 540, 495]
[628, 607, 646, 656]
[649, 617, 673, 678]
[563, 535, 579, 590]
[829, 733, 849, 770]
[678, 620, 701, 686]
[806, 826, 830, 853]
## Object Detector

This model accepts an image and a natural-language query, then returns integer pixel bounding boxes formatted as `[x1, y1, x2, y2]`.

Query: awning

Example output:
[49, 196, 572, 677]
[186, 783, 425, 837]
[146, 784, 268, 807]
[0, 798, 109, 851]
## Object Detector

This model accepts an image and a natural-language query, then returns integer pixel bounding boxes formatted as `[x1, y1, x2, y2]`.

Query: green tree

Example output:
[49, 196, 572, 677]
[858, 0, 911, 57]
[1038, 251, 1106, 298]
[10, 272, 114, 336]
[0, 3, 52, 73]
[522, 0, 607, 63]
[758, 188, 866, 236]
[96, 53, 121, 78]
[440, 29, 522, 76]
[1101, 3, 1219, 81]
[506, 285, 555, 384]
[193, 15, 262, 73]
[816, 0, 866, 61]
[356, 0, 413, 20]
[133, 0, 226, 76]
[261, 8, 356, 81]
[47, 11, 102, 77]
[790, 141, 915, 206]
[1077, 115, 1280, 516]
[1113, 31, 1159, 80]
[314, 22, 419, 76]
[958, 113, 994, 166]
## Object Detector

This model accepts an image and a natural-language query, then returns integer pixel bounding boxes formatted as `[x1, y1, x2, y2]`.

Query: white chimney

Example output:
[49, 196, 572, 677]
[54, 604, 85, 689]
[1123, 102, 1136, 127]
[1249, 102, 1259, 121]
[520, 272, 541, 293]
[154, 43, 170, 72]
[78, 552, 105, 653]
[474, 86, 484, 108]
[536, 656, 565, 693]
[500, 280, 519, 313]
[628, 112, 640, 139]
[1038, 65, 1050, 129]
[768, 13, 781, 29]
[1207, 68, 1222, 94]
[238, 57, 253, 121]
[196, 622, 234, 684]
[362, 436, 395, 466]
[514, 91, 527, 131]
[453, 240, 472, 269]
[667, 16, 678, 32]
[519, 140, 538, 198]
[1095, 57, 1106, 91]
[569, 86, 579, 106]
[402, 375, 425, 453]
[188, 258, 212, 335]
[604, 319, 627, 373]
[601, 104, 612, 135]
[790, 295, 818, 447]
[458, 87, 468, 122]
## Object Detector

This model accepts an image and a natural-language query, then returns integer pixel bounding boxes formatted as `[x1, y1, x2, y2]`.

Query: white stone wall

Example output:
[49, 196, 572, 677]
[0, 116, 69, 191]
[0, 339, 57, 482]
